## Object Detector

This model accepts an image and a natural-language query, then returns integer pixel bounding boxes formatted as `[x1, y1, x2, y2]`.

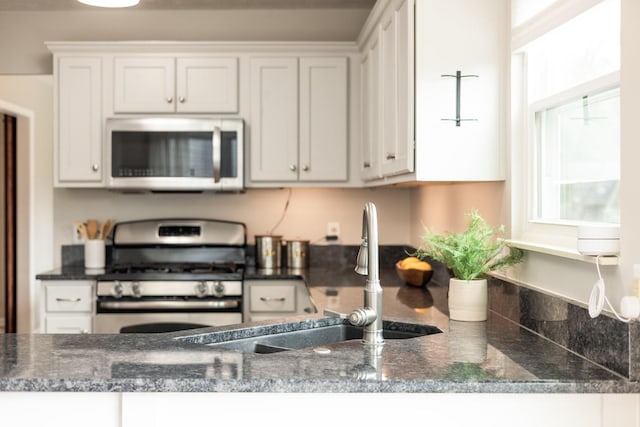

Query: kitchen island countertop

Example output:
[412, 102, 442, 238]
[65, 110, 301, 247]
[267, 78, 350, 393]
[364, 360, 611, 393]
[23, 265, 640, 393]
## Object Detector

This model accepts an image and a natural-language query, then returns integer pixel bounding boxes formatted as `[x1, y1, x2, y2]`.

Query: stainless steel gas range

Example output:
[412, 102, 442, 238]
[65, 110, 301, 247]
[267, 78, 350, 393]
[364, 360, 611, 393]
[94, 218, 246, 334]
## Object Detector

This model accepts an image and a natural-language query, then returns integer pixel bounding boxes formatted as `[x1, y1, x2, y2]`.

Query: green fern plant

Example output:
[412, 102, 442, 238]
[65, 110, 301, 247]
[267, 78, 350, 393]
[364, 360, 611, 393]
[414, 210, 524, 281]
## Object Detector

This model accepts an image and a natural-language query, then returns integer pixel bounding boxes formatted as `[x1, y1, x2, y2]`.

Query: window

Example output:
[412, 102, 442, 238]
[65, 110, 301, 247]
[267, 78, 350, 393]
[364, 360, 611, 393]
[512, 0, 620, 249]
[534, 86, 620, 224]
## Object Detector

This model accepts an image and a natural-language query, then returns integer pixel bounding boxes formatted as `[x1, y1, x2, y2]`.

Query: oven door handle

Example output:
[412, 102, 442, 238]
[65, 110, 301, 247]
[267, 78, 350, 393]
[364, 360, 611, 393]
[98, 299, 239, 311]
[212, 126, 221, 183]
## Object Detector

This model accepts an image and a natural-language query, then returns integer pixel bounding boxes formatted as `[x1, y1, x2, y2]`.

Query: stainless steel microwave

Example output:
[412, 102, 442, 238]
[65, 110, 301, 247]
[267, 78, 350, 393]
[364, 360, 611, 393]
[106, 117, 244, 192]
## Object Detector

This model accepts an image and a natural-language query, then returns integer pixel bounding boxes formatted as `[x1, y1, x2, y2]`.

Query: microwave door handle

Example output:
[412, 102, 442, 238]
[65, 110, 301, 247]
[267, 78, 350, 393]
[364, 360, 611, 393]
[212, 126, 221, 183]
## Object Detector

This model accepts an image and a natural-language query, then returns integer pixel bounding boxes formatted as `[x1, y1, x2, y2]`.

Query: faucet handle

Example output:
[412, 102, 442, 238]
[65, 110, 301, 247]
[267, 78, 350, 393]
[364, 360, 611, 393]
[324, 308, 377, 327]
[323, 309, 349, 320]
[348, 308, 377, 327]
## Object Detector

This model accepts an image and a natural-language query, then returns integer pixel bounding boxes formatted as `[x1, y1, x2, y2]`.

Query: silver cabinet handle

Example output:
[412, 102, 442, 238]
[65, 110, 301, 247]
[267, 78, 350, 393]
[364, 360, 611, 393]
[56, 297, 81, 303]
[302, 165, 310, 172]
[260, 297, 286, 302]
[166, 97, 173, 103]
[91, 164, 99, 172]
[363, 162, 371, 168]
[178, 96, 186, 103]
[386, 153, 396, 160]
[290, 164, 297, 172]
[212, 126, 221, 183]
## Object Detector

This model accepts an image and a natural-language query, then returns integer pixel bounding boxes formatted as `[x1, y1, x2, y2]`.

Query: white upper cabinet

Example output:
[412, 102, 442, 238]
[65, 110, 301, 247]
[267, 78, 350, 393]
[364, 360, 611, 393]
[358, 0, 415, 182]
[359, 37, 382, 181]
[55, 56, 103, 186]
[49, 42, 355, 189]
[299, 57, 348, 182]
[380, 0, 414, 178]
[414, 0, 506, 181]
[249, 57, 299, 182]
[249, 56, 348, 184]
[114, 56, 238, 113]
[358, 0, 506, 184]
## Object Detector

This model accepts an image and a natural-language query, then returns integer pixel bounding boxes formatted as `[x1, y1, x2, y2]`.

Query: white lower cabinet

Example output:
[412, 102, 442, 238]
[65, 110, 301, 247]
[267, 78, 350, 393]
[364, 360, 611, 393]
[115, 393, 637, 427]
[244, 279, 316, 322]
[0, 393, 119, 427]
[40, 280, 94, 334]
[0, 391, 638, 426]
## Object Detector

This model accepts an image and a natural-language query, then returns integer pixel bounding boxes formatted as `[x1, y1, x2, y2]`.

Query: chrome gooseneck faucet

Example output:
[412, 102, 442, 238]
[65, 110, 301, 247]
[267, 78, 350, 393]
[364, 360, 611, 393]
[325, 202, 384, 346]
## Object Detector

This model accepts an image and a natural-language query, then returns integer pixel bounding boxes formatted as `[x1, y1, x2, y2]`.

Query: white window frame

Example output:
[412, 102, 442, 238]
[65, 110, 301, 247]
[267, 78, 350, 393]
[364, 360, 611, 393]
[510, 0, 620, 256]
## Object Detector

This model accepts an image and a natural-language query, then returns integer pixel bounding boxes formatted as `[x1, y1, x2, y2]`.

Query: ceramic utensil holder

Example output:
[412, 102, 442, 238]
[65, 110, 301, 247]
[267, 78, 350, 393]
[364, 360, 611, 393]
[84, 239, 105, 269]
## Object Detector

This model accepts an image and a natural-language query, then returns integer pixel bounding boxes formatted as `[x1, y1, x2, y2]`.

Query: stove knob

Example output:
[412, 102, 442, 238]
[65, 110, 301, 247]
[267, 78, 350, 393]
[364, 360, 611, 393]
[195, 282, 208, 298]
[131, 282, 143, 299]
[212, 281, 225, 298]
[112, 282, 124, 299]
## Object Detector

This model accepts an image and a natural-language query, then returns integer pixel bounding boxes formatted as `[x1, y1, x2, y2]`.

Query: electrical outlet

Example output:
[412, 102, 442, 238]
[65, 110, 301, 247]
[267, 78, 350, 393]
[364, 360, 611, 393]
[327, 222, 340, 239]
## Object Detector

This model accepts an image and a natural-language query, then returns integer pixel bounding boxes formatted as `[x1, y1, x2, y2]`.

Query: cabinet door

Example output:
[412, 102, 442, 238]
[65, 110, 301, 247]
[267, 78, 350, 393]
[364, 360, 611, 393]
[250, 284, 296, 313]
[176, 57, 238, 113]
[380, 0, 415, 177]
[45, 315, 92, 334]
[244, 279, 316, 322]
[113, 57, 175, 113]
[360, 37, 382, 181]
[45, 284, 93, 312]
[299, 57, 348, 181]
[40, 280, 95, 333]
[56, 56, 103, 185]
[249, 57, 299, 182]
[415, 0, 506, 181]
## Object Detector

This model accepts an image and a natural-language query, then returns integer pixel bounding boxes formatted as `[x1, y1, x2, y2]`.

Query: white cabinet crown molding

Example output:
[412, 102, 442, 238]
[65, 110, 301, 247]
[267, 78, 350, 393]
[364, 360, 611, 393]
[45, 41, 359, 55]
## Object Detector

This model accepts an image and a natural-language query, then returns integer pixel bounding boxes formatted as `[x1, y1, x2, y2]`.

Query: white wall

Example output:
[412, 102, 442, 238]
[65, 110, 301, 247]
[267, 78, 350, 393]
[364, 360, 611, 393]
[0, 75, 54, 333]
[54, 187, 413, 261]
[410, 182, 507, 248]
[0, 8, 371, 75]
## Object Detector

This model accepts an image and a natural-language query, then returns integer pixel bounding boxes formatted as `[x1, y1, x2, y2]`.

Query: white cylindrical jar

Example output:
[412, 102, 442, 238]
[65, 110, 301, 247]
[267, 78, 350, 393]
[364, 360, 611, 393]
[84, 239, 105, 269]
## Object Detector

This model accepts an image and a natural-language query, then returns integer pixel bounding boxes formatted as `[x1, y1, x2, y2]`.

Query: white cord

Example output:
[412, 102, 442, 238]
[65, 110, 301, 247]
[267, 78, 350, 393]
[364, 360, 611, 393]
[588, 255, 631, 323]
[268, 188, 292, 235]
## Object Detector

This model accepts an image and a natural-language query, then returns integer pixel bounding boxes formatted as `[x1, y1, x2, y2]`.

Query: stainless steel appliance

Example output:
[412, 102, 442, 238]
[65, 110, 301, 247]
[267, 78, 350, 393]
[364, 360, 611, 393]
[94, 218, 246, 334]
[106, 117, 244, 192]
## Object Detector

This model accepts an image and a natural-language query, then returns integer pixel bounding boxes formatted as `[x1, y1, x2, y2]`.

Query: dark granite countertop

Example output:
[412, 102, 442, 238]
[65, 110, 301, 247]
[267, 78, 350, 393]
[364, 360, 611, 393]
[12, 265, 640, 392]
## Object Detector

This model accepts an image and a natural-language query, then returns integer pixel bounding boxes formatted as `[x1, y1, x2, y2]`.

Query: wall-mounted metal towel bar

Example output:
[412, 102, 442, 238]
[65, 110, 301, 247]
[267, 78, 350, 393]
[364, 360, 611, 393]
[441, 70, 478, 127]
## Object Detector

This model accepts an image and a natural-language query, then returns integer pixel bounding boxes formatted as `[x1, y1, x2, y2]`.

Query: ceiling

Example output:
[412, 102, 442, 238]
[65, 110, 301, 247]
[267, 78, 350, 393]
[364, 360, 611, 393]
[0, 0, 375, 10]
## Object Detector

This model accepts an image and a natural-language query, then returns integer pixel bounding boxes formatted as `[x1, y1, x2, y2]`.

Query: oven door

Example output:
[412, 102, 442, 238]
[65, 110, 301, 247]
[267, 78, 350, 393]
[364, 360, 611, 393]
[94, 311, 242, 334]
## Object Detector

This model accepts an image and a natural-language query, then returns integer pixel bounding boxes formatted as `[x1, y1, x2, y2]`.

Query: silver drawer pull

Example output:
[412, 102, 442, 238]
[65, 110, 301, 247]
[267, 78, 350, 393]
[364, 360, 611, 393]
[260, 297, 286, 302]
[386, 153, 396, 160]
[56, 297, 81, 303]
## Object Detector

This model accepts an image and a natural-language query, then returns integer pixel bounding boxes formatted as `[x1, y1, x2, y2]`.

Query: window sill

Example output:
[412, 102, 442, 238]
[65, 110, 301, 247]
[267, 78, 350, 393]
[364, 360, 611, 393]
[507, 239, 619, 266]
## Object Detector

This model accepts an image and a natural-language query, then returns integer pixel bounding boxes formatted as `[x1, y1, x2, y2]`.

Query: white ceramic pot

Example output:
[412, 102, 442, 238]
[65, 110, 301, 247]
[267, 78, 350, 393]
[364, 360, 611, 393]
[448, 278, 488, 321]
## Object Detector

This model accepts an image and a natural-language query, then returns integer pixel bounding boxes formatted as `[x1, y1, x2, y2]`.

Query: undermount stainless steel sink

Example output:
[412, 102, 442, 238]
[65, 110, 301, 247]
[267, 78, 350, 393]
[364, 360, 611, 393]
[176, 318, 441, 354]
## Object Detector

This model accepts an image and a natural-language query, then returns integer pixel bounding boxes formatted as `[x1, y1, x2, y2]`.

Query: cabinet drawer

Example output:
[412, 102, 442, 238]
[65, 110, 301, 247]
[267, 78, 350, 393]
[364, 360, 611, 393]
[45, 315, 92, 334]
[250, 285, 296, 312]
[46, 285, 93, 312]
